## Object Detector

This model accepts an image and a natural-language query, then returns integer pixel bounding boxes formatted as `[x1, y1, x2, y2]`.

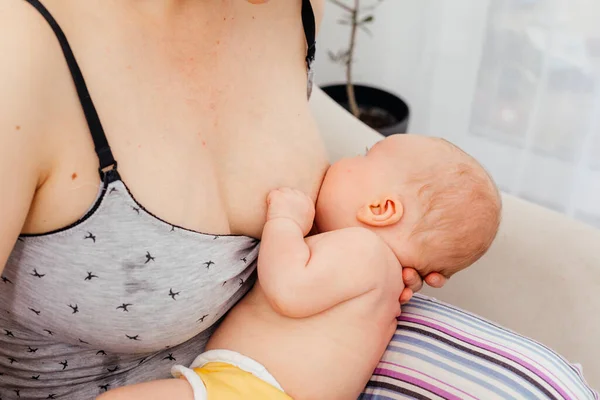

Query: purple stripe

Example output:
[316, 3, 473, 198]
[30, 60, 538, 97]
[410, 295, 593, 392]
[375, 367, 460, 400]
[379, 361, 479, 400]
[400, 311, 574, 396]
[400, 315, 572, 400]
[401, 311, 568, 388]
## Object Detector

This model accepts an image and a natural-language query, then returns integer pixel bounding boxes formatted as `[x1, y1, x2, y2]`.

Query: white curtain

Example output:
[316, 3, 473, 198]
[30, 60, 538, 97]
[315, 0, 600, 228]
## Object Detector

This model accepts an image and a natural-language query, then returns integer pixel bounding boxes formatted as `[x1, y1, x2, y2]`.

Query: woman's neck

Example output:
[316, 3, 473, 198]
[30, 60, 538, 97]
[107, 0, 221, 28]
[125, 0, 198, 17]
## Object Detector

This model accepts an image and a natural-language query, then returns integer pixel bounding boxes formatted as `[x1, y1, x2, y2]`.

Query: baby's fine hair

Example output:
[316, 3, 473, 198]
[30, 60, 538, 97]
[408, 139, 501, 277]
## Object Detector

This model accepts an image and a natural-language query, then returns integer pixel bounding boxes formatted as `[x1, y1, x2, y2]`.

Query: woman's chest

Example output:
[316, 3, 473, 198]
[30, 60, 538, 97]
[41, 100, 328, 238]
[30, 2, 328, 238]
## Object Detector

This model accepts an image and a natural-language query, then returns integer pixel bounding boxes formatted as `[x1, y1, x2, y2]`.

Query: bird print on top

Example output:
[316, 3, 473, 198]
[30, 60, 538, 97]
[197, 314, 209, 323]
[85, 272, 99, 281]
[169, 289, 180, 300]
[117, 304, 132, 312]
[29, 308, 41, 315]
[145, 252, 155, 264]
[30, 269, 45, 278]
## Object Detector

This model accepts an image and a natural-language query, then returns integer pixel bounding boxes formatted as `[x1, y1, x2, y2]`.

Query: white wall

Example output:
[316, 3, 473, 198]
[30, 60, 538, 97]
[314, 0, 491, 133]
[314, 0, 600, 229]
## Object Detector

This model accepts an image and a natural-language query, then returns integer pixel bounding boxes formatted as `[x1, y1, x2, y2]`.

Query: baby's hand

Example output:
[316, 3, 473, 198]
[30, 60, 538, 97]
[267, 188, 315, 236]
[400, 268, 448, 304]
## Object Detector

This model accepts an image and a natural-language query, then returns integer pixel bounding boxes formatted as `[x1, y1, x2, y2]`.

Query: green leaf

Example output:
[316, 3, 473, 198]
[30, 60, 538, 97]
[359, 25, 373, 36]
[360, 15, 375, 23]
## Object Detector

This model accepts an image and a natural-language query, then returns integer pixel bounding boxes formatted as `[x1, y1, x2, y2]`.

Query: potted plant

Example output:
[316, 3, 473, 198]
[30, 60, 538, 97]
[322, 0, 410, 135]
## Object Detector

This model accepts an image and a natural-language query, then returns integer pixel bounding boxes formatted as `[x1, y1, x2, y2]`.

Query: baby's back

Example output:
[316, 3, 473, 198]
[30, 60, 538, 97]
[208, 284, 398, 399]
[207, 231, 402, 399]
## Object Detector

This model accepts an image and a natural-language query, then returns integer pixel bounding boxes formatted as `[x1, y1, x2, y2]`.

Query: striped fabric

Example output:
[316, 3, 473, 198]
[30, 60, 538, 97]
[361, 294, 598, 400]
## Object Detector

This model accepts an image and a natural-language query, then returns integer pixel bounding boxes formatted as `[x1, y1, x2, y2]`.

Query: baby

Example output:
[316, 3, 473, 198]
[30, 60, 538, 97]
[101, 134, 501, 400]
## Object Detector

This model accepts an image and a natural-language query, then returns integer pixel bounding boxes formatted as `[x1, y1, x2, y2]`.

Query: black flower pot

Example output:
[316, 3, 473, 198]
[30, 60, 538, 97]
[321, 84, 410, 136]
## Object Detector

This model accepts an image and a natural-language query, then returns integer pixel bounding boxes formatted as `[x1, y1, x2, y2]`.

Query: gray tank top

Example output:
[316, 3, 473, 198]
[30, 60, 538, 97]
[0, 1, 317, 398]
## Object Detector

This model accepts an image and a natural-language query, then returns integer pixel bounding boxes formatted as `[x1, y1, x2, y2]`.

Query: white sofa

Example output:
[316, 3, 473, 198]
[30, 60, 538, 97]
[310, 87, 600, 389]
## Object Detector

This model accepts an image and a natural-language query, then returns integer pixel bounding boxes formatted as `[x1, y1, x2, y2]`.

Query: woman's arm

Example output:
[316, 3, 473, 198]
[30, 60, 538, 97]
[0, 1, 51, 279]
[96, 379, 194, 400]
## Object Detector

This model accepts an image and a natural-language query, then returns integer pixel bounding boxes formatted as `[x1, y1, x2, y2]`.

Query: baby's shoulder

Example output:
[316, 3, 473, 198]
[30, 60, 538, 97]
[308, 227, 388, 254]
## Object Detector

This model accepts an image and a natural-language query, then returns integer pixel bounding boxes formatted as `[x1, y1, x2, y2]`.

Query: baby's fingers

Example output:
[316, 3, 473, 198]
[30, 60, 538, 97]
[399, 287, 414, 305]
[424, 273, 447, 288]
[402, 268, 423, 294]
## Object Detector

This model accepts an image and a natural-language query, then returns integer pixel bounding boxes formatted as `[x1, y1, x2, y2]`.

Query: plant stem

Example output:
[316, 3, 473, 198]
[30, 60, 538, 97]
[346, 0, 360, 118]
[329, 0, 353, 12]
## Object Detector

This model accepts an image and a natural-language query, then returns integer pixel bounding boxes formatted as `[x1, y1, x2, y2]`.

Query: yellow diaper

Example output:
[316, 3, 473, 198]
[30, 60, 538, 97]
[192, 362, 292, 400]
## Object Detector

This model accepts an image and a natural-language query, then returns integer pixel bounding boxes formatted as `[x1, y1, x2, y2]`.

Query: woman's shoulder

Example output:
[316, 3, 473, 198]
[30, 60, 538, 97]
[0, 0, 59, 180]
[0, 0, 58, 105]
[0, 0, 64, 82]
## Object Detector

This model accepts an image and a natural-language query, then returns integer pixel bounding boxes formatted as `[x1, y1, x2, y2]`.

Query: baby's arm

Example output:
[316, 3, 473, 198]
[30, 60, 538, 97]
[259, 188, 389, 318]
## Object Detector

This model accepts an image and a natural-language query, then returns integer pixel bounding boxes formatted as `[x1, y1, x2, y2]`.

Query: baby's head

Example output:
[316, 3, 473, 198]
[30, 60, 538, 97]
[315, 134, 501, 279]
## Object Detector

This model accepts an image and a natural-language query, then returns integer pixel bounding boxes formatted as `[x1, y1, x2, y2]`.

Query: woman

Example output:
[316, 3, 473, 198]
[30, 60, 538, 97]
[0, 0, 444, 398]
[4, 1, 594, 399]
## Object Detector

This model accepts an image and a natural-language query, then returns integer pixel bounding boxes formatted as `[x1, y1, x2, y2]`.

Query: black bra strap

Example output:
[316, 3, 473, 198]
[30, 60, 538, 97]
[301, 0, 316, 68]
[24, 0, 117, 176]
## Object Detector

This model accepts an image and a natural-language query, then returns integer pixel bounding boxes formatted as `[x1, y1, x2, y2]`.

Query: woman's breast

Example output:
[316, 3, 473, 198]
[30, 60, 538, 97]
[217, 112, 329, 237]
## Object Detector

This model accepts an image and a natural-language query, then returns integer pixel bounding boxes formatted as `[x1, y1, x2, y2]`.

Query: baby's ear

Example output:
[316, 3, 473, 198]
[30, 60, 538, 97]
[356, 195, 404, 227]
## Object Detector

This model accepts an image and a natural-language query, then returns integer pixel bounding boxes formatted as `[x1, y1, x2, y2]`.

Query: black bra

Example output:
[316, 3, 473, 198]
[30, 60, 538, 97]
[24, 0, 317, 178]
